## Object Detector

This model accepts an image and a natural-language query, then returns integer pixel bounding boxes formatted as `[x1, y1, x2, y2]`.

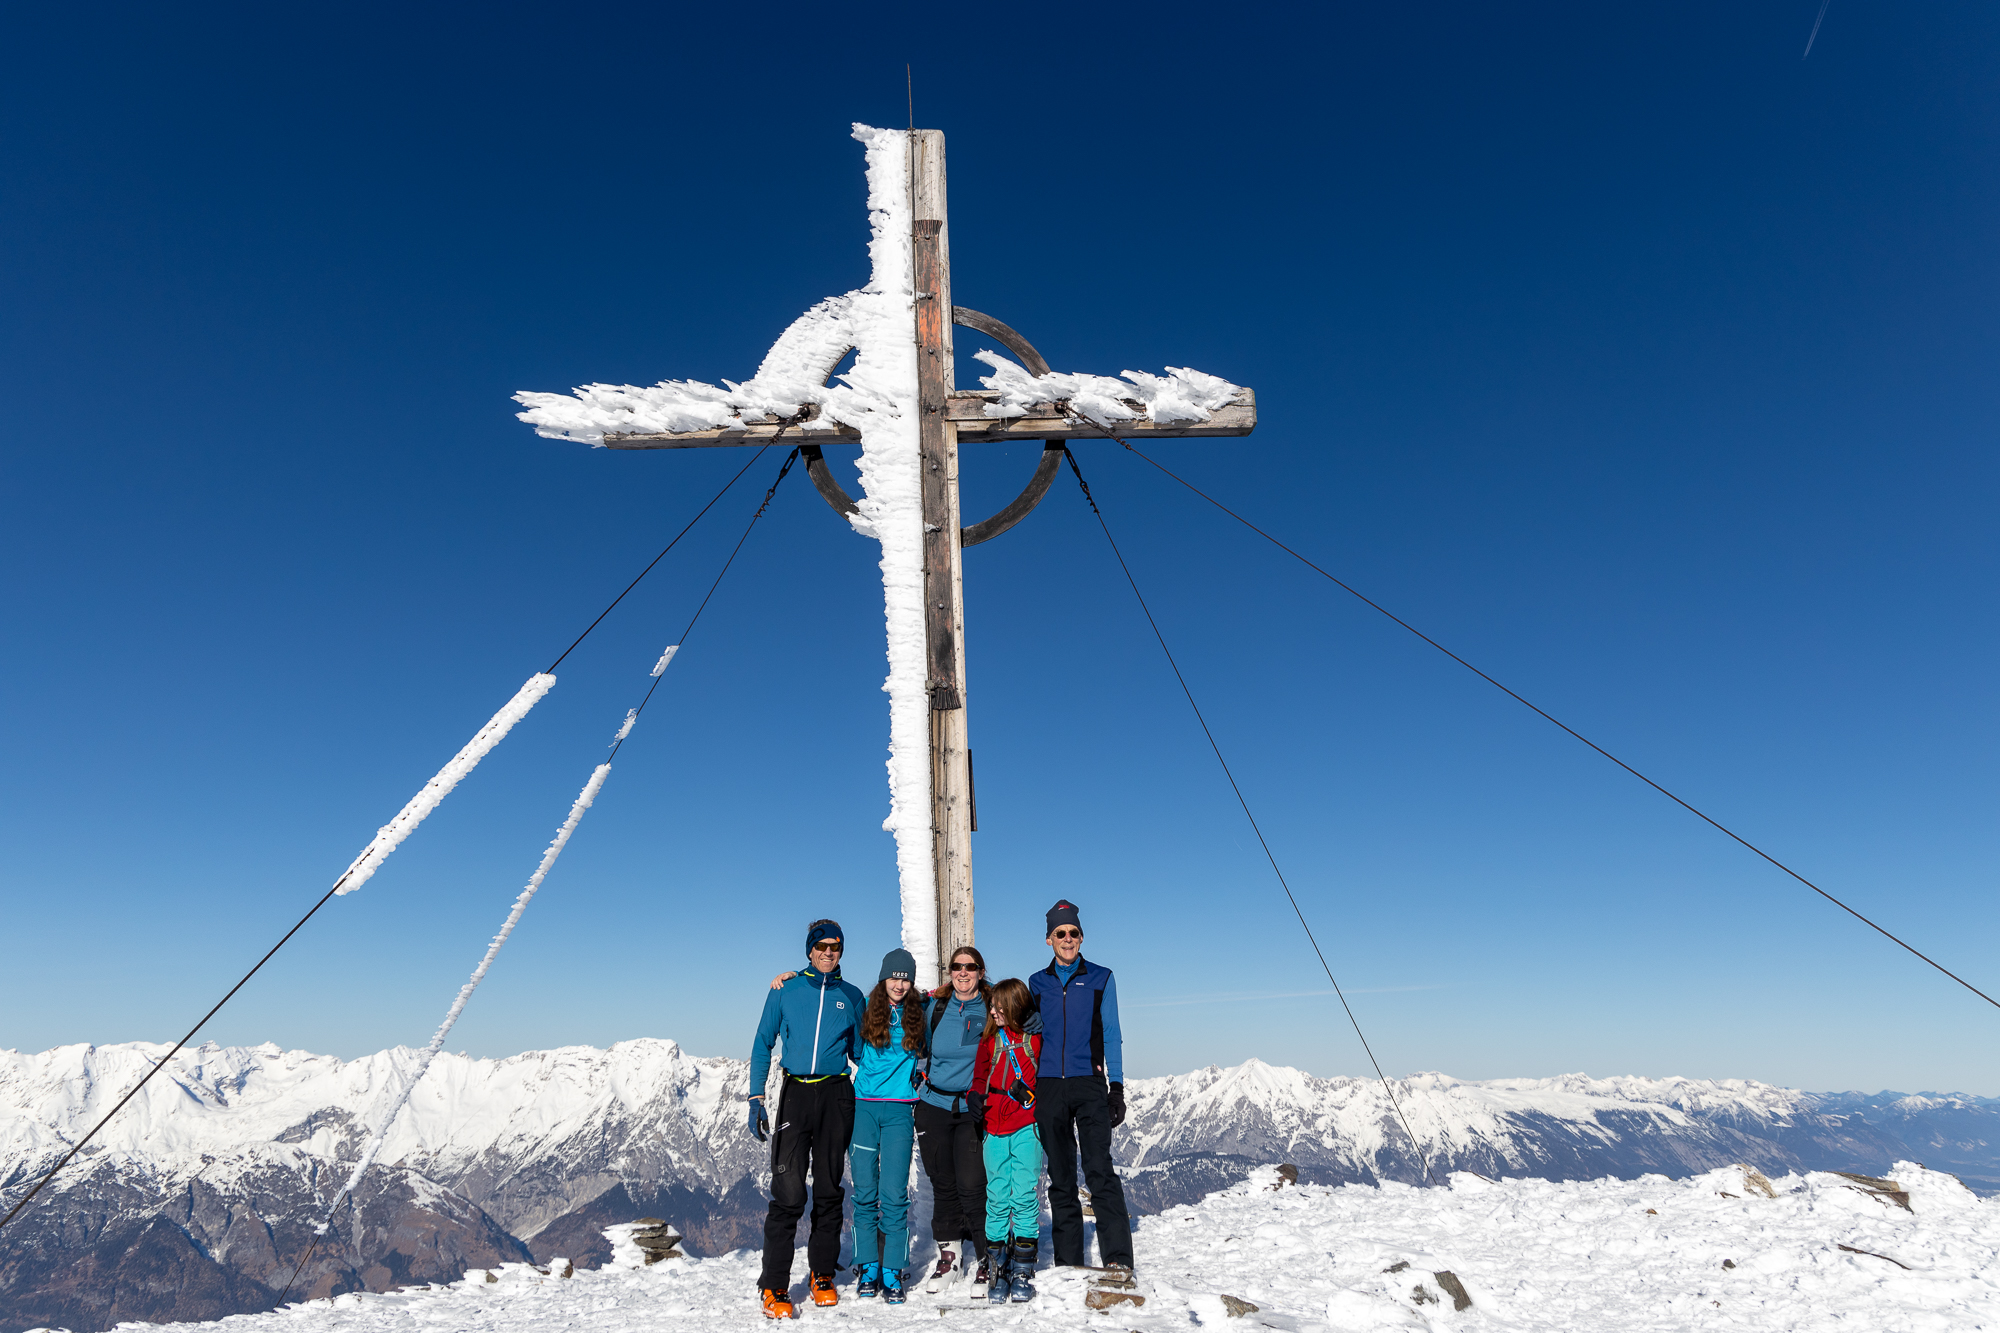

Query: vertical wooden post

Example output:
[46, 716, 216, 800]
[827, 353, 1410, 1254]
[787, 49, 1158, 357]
[911, 129, 974, 986]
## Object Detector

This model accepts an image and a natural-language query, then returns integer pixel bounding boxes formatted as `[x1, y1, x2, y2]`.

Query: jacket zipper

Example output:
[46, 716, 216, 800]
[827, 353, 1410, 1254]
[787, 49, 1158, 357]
[1061, 966, 1072, 1078]
[812, 980, 826, 1076]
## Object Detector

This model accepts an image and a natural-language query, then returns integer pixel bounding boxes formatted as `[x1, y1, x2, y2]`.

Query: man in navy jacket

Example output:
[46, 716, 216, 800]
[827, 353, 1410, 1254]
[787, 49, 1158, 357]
[749, 918, 867, 1310]
[1026, 899, 1134, 1271]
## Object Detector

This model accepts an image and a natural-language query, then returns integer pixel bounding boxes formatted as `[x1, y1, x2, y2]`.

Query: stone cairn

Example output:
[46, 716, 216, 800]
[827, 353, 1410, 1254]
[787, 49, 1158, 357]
[629, 1218, 685, 1264]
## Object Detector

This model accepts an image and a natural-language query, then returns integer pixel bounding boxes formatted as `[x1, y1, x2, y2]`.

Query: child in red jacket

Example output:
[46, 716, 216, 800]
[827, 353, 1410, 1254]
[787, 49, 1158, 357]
[971, 978, 1043, 1302]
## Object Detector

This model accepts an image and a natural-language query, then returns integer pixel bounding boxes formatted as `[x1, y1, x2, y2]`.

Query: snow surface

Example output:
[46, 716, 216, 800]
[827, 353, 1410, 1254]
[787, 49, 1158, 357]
[105, 1164, 1999, 1332]
[334, 674, 555, 896]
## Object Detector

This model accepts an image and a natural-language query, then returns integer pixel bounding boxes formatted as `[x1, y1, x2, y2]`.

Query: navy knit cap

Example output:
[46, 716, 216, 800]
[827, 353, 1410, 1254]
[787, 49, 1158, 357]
[879, 948, 916, 983]
[1045, 899, 1082, 936]
[805, 919, 844, 957]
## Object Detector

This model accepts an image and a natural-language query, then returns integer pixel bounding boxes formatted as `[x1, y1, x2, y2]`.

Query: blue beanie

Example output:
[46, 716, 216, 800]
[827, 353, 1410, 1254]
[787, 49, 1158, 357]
[805, 919, 844, 957]
[879, 948, 916, 983]
[1046, 899, 1082, 936]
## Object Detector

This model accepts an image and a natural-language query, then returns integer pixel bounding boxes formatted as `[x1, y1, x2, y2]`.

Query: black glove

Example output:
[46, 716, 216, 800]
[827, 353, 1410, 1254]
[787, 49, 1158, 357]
[1107, 1081, 1125, 1128]
[967, 1090, 987, 1133]
[749, 1099, 769, 1142]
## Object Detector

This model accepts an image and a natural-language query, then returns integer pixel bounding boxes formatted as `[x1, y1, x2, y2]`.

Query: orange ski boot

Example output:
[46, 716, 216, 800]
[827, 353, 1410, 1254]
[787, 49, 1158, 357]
[760, 1287, 797, 1319]
[809, 1273, 839, 1307]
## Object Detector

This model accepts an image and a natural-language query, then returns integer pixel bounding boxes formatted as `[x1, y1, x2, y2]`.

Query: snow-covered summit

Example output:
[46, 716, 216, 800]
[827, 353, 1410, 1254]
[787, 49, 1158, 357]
[118, 1162, 2000, 1333]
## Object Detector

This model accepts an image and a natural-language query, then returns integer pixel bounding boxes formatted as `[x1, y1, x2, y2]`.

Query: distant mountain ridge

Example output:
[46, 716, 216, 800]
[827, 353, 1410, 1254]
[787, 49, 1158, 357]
[2, 1039, 1994, 1332]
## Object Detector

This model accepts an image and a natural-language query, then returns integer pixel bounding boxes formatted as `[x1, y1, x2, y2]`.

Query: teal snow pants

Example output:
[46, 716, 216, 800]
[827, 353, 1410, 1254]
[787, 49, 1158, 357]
[849, 1099, 916, 1269]
[981, 1124, 1042, 1242]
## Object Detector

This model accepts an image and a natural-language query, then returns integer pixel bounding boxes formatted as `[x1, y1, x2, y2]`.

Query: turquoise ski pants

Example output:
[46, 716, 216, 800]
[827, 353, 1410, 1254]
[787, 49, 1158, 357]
[982, 1125, 1042, 1242]
[849, 1100, 915, 1268]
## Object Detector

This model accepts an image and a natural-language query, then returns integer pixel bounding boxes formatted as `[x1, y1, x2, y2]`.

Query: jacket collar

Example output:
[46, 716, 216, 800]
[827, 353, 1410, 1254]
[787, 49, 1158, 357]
[1042, 955, 1090, 979]
[804, 964, 842, 988]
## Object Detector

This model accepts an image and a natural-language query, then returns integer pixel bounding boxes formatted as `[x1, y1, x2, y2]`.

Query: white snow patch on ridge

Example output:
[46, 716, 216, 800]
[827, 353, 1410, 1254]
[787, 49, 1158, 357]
[122, 1163, 2000, 1332]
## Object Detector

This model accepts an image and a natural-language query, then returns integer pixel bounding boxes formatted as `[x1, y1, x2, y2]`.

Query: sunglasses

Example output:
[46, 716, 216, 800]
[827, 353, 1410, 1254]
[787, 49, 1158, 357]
[811, 941, 843, 953]
[1051, 929, 1082, 941]
[949, 962, 980, 972]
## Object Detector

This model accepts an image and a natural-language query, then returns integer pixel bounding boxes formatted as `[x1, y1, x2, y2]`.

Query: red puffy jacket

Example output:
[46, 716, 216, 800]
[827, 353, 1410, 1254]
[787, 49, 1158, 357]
[973, 1029, 1042, 1136]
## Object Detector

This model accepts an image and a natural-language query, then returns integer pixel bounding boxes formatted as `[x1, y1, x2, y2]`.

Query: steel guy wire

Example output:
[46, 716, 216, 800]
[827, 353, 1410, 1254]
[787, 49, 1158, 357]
[0, 446, 781, 1240]
[1059, 445, 1438, 1187]
[1101, 433, 1999, 1014]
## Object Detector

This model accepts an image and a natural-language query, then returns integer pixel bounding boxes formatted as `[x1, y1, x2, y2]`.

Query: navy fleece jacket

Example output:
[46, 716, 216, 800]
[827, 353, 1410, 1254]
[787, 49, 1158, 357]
[1027, 955, 1122, 1084]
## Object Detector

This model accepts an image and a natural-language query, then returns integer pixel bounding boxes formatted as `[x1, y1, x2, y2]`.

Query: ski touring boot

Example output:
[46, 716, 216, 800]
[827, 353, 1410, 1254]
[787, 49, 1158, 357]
[969, 1249, 991, 1300]
[855, 1263, 881, 1298]
[1008, 1237, 1037, 1302]
[808, 1273, 839, 1307]
[925, 1243, 956, 1294]
[986, 1246, 1012, 1305]
[760, 1287, 797, 1320]
[881, 1268, 907, 1305]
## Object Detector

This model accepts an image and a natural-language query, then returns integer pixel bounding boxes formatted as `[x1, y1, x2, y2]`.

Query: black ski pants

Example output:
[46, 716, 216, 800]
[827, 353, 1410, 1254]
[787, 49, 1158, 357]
[1034, 1074, 1133, 1268]
[914, 1099, 988, 1259]
[760, 1074, 854, 1291]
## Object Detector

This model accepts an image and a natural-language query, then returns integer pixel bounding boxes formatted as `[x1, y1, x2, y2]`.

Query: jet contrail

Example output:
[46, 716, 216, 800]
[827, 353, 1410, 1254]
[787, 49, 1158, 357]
[1803, 0, 1832, 59]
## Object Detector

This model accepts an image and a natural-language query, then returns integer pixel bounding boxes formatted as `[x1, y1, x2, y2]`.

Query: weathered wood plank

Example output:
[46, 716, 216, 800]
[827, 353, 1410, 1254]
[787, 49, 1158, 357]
[915, 217, 959, 712]
[913, 129, 975, 981]
[951, 388, 1258, 442]
[602, 388, 1257, 448]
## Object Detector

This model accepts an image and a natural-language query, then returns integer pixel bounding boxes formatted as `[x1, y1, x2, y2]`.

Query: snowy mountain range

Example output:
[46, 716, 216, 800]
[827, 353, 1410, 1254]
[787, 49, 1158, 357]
[2, 1039, 1994, 1332]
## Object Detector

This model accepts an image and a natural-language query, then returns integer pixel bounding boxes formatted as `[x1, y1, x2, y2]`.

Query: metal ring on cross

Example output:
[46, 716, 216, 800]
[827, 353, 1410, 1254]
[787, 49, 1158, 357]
[800, 306, 1067, 548]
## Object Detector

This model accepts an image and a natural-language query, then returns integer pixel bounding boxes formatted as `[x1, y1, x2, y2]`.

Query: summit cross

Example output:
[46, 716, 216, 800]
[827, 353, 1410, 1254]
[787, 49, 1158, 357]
[516, 126, 1256, 984]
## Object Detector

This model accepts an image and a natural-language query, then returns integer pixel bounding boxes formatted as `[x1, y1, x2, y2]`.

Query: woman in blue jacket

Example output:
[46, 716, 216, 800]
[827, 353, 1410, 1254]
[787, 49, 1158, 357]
[849, 948, 924, 1302]
[916, 945, 995, 1297]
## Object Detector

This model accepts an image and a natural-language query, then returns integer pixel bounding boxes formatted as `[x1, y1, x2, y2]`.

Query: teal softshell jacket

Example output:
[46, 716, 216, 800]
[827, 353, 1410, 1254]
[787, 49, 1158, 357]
[853, 1003, 921, 1100]
[750, 966, 867, 1097]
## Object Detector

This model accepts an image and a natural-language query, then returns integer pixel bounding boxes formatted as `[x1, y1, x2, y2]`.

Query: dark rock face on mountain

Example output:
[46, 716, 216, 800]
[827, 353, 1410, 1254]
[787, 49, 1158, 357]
[0, 1150, 528, 1333]
[2, 1041, 1994, 1332]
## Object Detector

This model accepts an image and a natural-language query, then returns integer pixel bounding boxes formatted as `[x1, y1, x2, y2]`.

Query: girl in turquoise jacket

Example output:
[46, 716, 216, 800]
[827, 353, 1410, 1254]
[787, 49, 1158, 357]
[849, 948, 924, 1302]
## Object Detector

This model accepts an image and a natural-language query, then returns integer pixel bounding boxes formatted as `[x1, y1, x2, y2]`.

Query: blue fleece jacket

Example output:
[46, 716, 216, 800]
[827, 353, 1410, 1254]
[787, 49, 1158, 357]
[918, 991, 987, 1110]
[750, 965, 867, 1097]
[854, 1002, 921, 1100]
[1027, 955, 1122, 1084]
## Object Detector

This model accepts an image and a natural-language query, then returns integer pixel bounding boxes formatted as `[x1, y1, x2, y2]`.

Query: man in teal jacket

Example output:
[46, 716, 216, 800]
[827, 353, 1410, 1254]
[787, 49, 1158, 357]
[750, 919, 868, 1309]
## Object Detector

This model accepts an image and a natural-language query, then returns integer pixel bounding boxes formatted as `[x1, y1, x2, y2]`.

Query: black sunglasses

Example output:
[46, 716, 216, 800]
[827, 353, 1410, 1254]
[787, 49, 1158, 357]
[1051, 929, 1081, 941]
[949, 962, 980, 972]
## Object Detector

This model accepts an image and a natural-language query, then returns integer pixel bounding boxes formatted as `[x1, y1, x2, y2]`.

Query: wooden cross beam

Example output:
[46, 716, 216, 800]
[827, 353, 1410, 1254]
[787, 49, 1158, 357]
[595, 131, 1255, 982]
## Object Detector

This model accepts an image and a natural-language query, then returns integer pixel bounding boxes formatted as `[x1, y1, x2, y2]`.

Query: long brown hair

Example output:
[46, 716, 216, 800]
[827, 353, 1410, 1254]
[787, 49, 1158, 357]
[945, 946, 995, 1011]
[862, 980, 925, 1052]
[982, 977, 1031, 1041]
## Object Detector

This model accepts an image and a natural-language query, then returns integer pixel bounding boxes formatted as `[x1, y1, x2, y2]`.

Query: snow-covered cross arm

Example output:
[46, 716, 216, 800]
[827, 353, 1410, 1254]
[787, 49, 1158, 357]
[513, 358, 1256, 450]
[509, 124, 1256, 989]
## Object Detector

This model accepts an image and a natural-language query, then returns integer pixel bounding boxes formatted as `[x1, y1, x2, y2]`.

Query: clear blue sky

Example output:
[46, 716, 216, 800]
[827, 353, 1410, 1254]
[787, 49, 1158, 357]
[3, 2, 1994, 1095]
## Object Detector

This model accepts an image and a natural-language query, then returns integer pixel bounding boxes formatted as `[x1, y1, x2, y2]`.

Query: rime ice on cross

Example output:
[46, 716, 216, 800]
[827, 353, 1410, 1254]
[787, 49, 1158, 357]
[514, 124, 1256, 984]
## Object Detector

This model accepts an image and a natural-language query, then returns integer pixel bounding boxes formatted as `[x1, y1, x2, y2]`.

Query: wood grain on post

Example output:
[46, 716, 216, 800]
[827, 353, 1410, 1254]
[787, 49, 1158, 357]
[911, 130, 975, 980]
[913, 217, 958, 712]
